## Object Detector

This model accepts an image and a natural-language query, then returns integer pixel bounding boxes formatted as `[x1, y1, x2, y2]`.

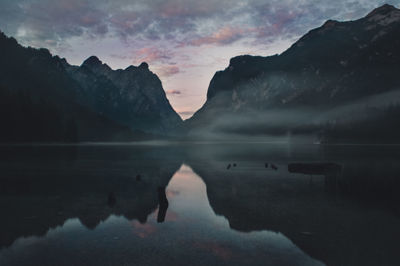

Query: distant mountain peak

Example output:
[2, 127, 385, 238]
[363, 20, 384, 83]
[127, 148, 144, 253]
[123, 62, 150, 72]
[366, 4, 398, 18]
[139, 62, 149, 70]
[82, 56, 103, 67]
[124, 65, 137, 71]
[81, 55, 113, 74]
[322, 19, 339, 28]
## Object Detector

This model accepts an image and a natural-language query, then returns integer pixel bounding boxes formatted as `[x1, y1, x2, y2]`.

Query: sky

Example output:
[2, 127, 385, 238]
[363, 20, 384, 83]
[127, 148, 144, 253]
[1, 0, 399, 119]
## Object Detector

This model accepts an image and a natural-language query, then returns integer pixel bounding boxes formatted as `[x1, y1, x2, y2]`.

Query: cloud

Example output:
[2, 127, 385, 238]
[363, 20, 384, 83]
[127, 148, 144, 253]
[189, 26, 248, 46]
[166, 89, 182, 95]
[2, 0, 399, 51]
[155, 65, 180, 77]
[109, 53, 129, 60]
[134, 47, 174, 64]
[179, 111, 195, 116]
[1, 0, 399, 120]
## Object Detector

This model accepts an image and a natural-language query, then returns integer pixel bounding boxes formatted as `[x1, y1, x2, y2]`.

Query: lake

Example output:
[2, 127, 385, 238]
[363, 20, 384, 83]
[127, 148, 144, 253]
[0, 143, 399, 266]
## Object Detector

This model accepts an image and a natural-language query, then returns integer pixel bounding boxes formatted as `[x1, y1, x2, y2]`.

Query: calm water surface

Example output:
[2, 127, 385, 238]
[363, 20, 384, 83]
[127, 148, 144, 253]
[0, 143, 399, 265]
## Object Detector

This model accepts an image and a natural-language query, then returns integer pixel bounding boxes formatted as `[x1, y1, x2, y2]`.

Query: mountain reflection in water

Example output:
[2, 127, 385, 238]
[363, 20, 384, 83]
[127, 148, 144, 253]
[0, 144, 399, 266]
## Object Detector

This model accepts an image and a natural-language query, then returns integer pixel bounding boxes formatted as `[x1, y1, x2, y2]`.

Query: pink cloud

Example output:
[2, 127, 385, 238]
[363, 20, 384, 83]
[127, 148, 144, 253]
[135, 47, 174, 64]
[166, 89, 182, 95]
[158, 2, 214, 18]
[190, 26, 247, 46]
[156, 65, 180, 77]
[255, 8, 303, 39]
[79, 13, 99, 26]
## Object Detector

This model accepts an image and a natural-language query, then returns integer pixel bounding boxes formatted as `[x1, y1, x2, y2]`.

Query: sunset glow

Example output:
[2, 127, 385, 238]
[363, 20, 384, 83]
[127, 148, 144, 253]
[1, 0, 398, 119]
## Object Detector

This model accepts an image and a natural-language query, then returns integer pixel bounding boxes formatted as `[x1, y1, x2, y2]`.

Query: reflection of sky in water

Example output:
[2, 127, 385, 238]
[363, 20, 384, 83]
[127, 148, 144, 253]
[0, 144, 399, 265]
[0, 164, 324, 266]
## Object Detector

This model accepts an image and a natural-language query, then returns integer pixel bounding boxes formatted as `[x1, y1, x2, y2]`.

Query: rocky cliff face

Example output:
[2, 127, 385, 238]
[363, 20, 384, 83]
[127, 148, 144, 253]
[0, 30, 182, 142]
[0, 31, 143, 142]
[65, 56, 183, 135]
[187, 4, 400, 141]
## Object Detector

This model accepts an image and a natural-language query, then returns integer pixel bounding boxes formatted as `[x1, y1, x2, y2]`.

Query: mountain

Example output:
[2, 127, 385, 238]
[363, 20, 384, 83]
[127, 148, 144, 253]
[0, 31, 143, 142]
[64, 56, 182, 135]
[185, 148, 400, 266]
[0, 31, 182, 142]
[187, 4, 400, 142]
[0, 145, 183, 248]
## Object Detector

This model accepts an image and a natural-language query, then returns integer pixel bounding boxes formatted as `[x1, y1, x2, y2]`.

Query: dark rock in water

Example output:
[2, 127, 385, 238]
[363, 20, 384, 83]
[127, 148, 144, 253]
[136, 174, 141, 181]
[157, 186, 169, 223]
[265, 163, 269, 168]
[288, 163, 342, 175]
[233, 163, 237, 167]
[107, 192, 116, 207]
[271, 164, 278, 170]
[227, 164, 231, 170]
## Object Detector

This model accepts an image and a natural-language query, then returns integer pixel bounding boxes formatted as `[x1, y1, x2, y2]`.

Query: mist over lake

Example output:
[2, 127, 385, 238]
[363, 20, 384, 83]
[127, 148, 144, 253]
[1, 1, 400, 265]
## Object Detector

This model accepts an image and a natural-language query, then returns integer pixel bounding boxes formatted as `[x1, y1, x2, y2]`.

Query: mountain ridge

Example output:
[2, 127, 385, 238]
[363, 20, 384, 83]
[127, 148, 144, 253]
[65, 54, 183, 135]
[0, 31, 181, 142]
[186, 4, 400, 142]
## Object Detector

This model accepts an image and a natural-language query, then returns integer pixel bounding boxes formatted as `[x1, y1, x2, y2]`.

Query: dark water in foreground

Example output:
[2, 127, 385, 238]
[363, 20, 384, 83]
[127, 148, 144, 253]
[0, 143, 399, 266]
